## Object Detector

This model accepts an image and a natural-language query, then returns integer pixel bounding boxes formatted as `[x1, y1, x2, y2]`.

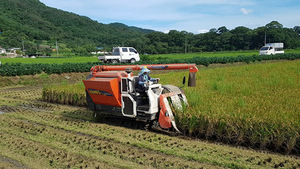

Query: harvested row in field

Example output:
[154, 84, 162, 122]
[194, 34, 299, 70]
[1, 86, 300, 168]
[0, 72, 87, 87]
[42, 60, 300, 154]
[0, 116, 218, 169]
[1, 105, 299, 168]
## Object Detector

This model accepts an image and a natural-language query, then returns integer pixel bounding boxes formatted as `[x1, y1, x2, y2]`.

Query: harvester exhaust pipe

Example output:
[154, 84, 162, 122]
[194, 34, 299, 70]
[188, 72, 196, 87]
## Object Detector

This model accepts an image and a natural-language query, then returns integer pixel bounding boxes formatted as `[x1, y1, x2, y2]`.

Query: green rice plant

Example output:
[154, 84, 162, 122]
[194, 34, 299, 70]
[0, 56, 98, 64]
[42, 82, 86, 106]
[159, 60, 300, 153]
[42, 60, 300, 153]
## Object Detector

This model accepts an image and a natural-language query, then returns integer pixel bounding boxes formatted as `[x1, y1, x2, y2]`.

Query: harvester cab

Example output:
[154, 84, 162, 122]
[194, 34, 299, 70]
[83, 64, 198, 132]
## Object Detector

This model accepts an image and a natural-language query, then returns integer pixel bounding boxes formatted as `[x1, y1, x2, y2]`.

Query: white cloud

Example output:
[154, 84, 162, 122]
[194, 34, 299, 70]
[197, 29, 209, 34]
[240, 8, 253, 15]
[163, 30, 170, 34]
[188, 0, 252, 6]
[39, 0, 300, 33]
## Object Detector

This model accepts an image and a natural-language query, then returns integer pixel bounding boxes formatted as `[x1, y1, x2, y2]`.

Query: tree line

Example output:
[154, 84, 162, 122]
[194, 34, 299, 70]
[126, 21, 300, 54]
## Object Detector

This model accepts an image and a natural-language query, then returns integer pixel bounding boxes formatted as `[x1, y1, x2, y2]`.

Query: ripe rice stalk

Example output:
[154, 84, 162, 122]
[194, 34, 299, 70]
[159, 60, 300, 152]
[41, 60, 299, 153]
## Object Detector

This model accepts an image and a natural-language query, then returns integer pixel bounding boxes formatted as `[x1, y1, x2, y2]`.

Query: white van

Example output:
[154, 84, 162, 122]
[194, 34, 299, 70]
[259, 43, 284, 55]
[98, 47, 140, 64]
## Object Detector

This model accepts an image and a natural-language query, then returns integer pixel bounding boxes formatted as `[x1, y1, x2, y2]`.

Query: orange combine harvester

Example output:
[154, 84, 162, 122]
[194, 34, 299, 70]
[83, 63, 198, 132]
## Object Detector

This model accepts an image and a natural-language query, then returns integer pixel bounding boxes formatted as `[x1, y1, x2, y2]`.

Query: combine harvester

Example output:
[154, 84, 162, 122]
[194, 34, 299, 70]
[83, 64, 198, 132]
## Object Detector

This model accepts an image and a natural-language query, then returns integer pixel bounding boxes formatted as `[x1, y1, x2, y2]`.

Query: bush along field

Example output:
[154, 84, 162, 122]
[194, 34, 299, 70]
[1, 53, 300, 76]
[42, 60, 300, 154]
[0, 62, 100, 76]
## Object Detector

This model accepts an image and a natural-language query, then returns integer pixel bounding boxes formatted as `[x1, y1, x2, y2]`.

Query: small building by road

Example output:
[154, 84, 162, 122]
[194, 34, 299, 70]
[0, 48, 22, 58]
[0, 47, 6, 54]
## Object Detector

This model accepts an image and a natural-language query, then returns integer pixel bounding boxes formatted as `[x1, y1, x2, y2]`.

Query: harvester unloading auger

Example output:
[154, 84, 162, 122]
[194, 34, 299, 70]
[83, 63, 198, 132]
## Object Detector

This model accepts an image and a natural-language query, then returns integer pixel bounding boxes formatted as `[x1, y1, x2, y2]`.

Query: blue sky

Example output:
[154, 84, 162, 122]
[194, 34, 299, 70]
[39, 0, 300, 33]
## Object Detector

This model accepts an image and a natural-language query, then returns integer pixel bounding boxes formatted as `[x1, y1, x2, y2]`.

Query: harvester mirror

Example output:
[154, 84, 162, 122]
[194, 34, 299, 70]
[125, 68, 132, 74]
[180, 76, 186, 88]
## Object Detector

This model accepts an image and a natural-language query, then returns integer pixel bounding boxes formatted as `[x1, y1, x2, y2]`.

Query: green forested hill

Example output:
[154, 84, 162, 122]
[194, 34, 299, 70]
[0, 0, 154, 52]
[0, 0, 299, 56]
[108, 23, 155, 34]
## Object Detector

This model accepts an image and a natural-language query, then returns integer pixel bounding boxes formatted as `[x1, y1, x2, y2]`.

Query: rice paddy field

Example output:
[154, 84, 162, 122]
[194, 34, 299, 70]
[163, 60, 300, 153]
[149, 49, 300, 59]
[0, 56, 99, 64]
[1, 48, 300, 64]
[1, 85, 299, 169]
[1, 60, 299, 168]
[42, 60, 300, 154]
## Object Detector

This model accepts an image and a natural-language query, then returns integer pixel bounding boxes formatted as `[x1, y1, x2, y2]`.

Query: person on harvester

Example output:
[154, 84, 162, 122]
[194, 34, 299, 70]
[138, 67, 159, 91]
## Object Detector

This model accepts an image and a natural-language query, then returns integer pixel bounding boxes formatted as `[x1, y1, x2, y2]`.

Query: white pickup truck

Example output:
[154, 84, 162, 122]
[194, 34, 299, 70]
[259, 43, 284, 55]
[98, 47, 140, 63]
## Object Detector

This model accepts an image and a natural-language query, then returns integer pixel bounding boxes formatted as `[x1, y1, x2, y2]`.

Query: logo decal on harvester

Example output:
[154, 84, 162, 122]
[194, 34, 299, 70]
[88, 89, 113, 96]
[149, 65, 168, 69]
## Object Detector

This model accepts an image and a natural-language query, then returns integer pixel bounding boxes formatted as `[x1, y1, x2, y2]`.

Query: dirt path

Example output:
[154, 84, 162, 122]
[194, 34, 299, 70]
[0, 85, 299, 169]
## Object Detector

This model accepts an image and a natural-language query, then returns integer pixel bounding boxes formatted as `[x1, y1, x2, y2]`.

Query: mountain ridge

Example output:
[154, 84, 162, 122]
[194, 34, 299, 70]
[0, 0, 155, 50]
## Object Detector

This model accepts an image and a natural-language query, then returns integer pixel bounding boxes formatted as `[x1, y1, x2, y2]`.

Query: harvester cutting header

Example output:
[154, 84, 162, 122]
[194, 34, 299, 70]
[83, 63, 198, 132]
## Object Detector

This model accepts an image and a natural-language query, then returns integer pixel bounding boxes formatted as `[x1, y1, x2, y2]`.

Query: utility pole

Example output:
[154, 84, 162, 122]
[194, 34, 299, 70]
[22, 41, 25, 53]
[56, 39, 58, 57]
[185, 36, 187, 54]
[264, 30, 267, 45]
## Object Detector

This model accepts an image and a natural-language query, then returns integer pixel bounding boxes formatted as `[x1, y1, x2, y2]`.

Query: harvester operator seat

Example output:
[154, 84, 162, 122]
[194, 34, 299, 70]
[133, 76, 144, 93]
[132, 76, 149, 106]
